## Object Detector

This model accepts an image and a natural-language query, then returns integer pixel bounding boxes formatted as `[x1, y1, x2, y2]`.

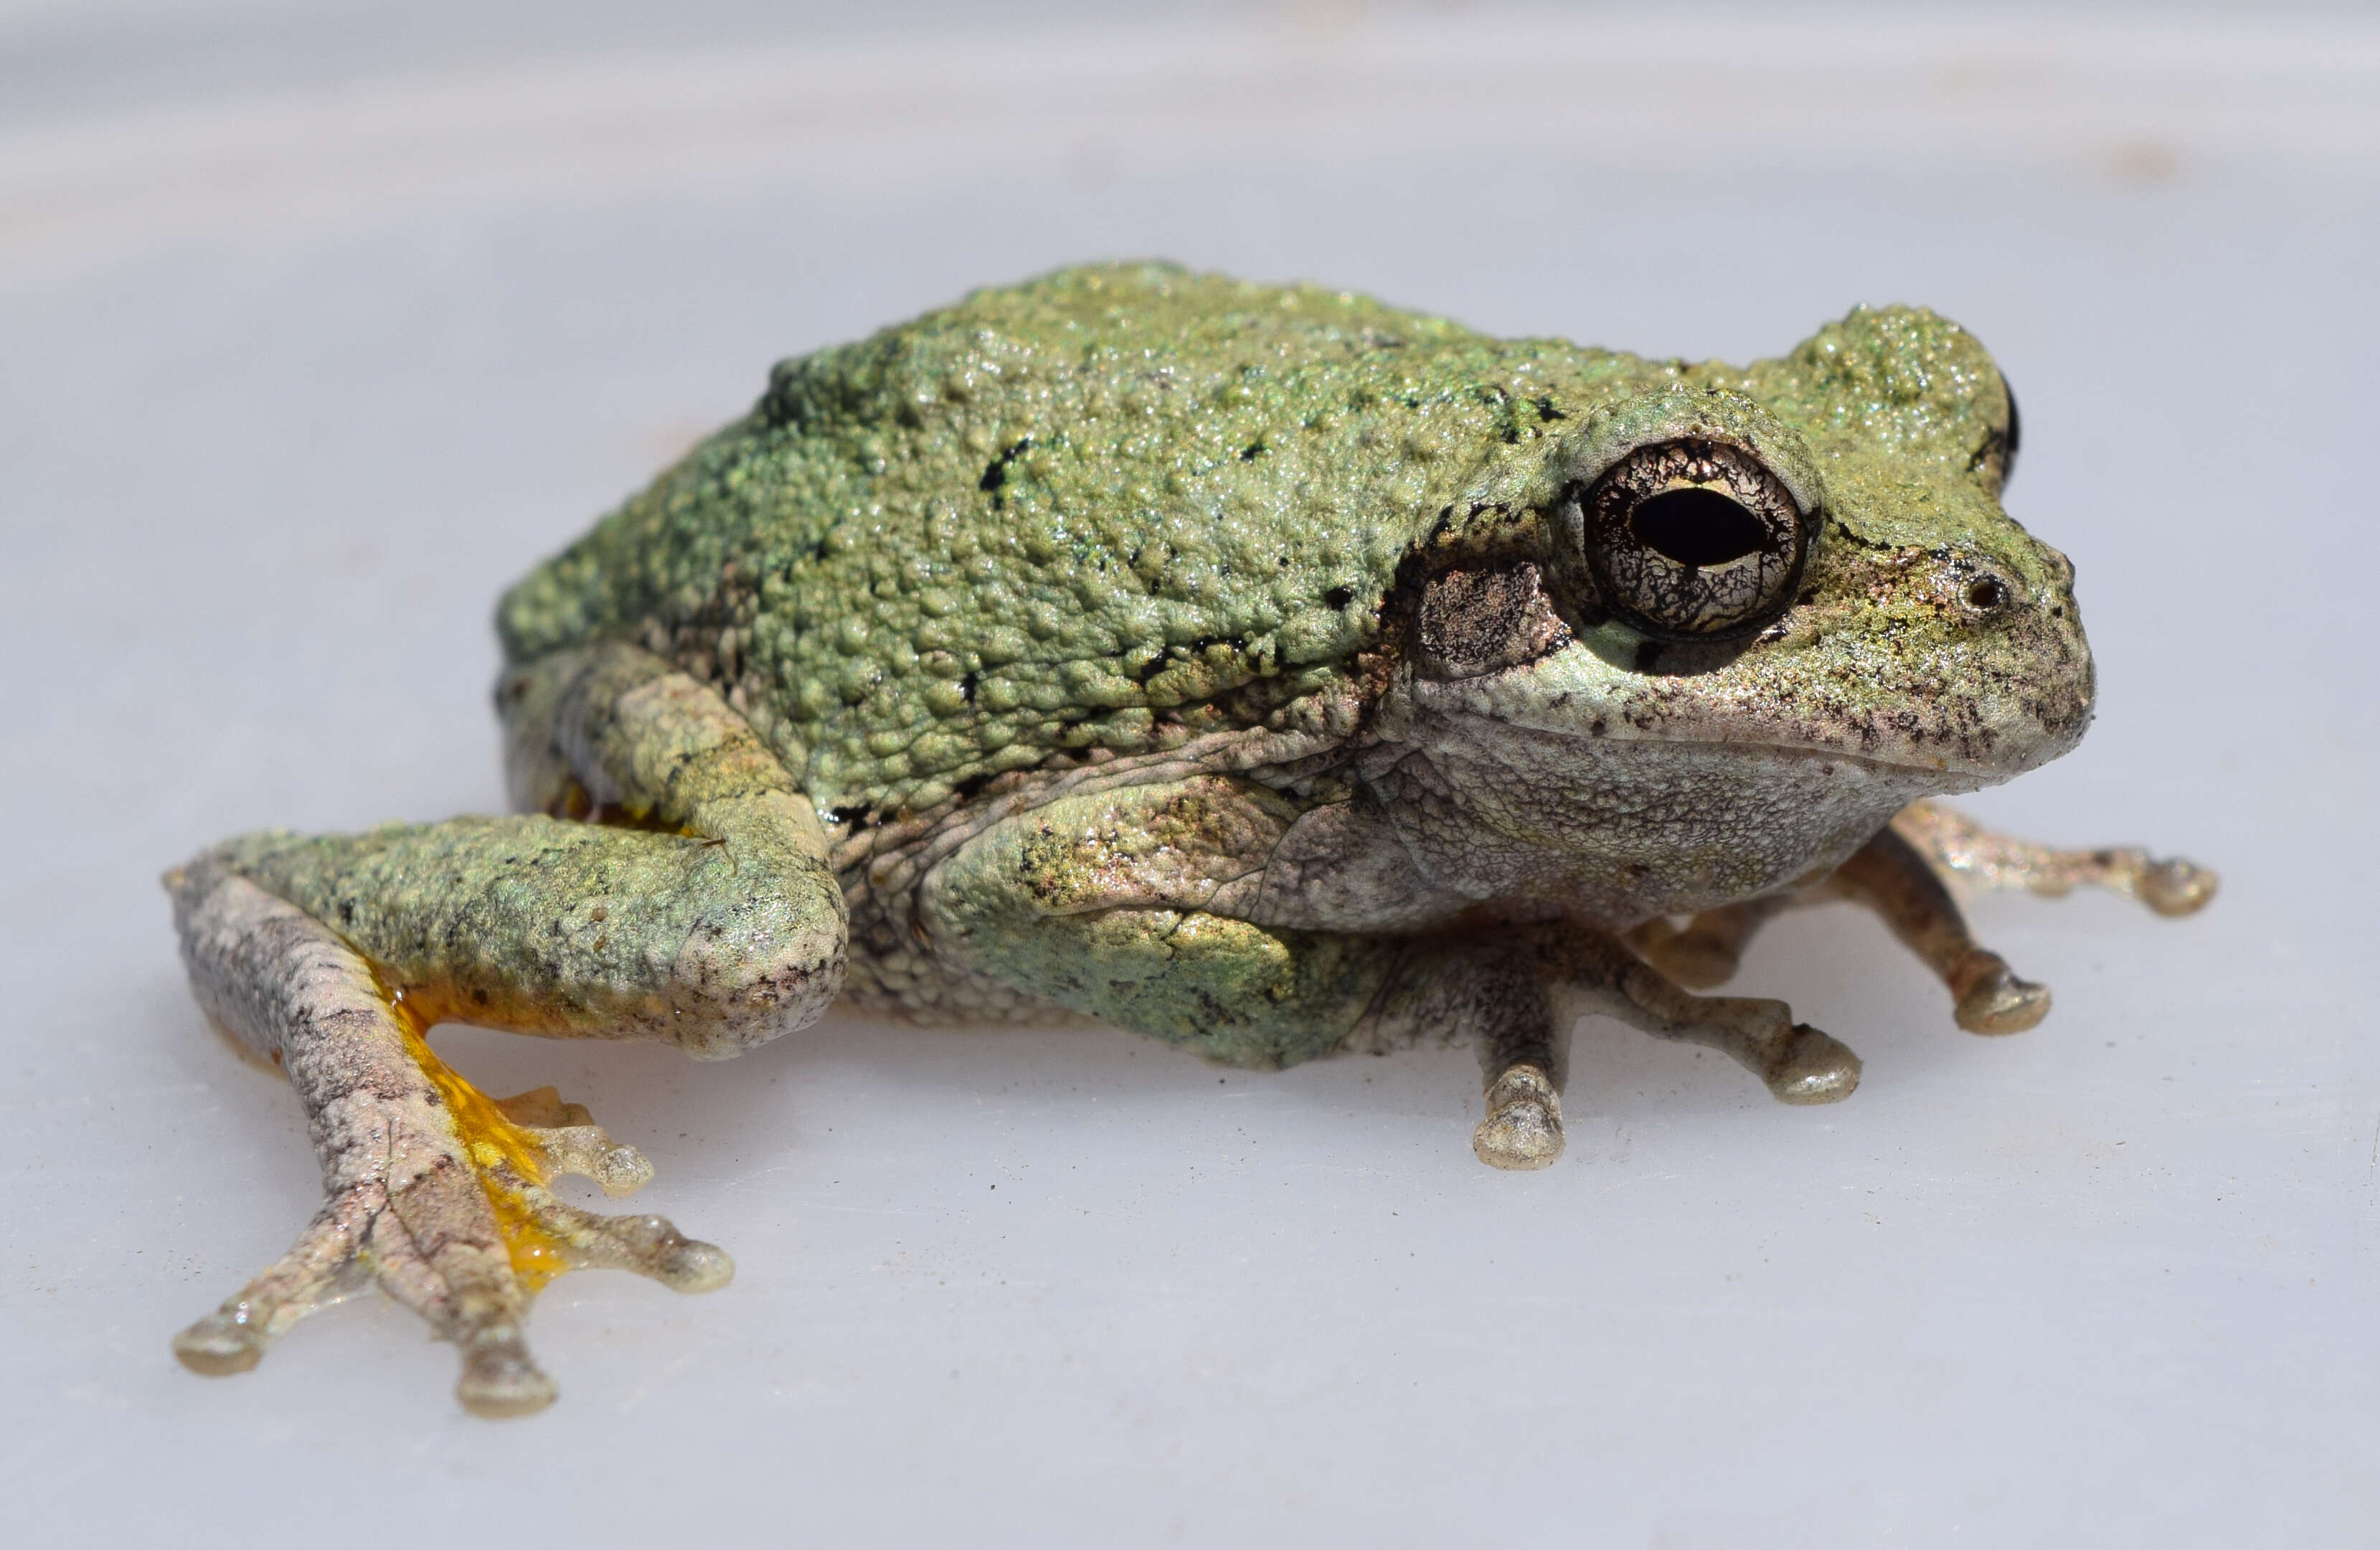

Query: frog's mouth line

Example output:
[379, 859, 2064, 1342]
[1435, 712, 2046, 786]
[1403, 650, 2088, 786]
[1636, 736, 2013, 783]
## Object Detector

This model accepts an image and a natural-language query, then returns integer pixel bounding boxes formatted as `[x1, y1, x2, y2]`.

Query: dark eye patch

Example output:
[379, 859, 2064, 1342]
[1415, 562, 1572, 679]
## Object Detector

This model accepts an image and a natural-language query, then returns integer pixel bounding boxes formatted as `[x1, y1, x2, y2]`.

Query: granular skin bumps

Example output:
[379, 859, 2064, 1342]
[499, 263, 1666, 816]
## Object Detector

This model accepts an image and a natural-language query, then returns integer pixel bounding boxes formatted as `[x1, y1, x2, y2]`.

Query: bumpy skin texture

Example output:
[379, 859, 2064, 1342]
[496, 263, 2051, 821]
[166, 263, 2214, 1415]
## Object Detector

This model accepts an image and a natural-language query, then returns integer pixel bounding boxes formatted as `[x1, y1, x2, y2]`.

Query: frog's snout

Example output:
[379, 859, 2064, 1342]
[1983, 554, 2096, 774]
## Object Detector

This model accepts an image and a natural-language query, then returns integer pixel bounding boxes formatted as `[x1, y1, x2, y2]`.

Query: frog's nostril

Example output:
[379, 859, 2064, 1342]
[1965, 575, 2008, 612]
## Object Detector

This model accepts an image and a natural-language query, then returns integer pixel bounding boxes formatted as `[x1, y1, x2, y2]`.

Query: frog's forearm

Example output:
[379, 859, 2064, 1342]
[917, 779, 1397, 1069]
[1891, 799, 2217, 917]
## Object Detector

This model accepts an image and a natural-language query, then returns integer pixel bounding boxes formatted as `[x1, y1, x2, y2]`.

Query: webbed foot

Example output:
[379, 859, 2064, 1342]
[169, 861, 731, 1417]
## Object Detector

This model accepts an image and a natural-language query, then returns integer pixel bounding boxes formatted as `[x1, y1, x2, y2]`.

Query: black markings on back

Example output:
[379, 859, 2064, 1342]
[979, 436, 1034, 507]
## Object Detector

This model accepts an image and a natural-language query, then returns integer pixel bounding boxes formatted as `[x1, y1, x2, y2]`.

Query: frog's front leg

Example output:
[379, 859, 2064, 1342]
[1890, 799, 2218, 917]
[1826, 822, 2052, 1034]
[917, 776, 1399, 1072]
[164, 645, 845, 1414]
[915, 779, 1858, 1173]
[1416, 927, 1864, 1170]
[1625, 895, 1796, 991]
[1633, 800, 2216, 1034]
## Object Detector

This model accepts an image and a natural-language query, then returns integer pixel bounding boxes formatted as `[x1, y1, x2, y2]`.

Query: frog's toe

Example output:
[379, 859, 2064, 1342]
[173, 1191, 376, 1376]
[2138, 856, 2218, 917]
[173, 1315, 265, 1375]
[496, 1086, 655, 1196]
[1760, 1024, 1862, 1105]
[455, 1326, 558, 1418]
[504, 1176, 736, 1294]
[1473, 1063, 1565, 1169]
[1951, 955, 2052, 1034]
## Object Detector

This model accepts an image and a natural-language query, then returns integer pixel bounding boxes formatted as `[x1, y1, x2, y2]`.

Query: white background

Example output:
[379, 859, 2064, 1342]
[2, 3, 2374, 1544]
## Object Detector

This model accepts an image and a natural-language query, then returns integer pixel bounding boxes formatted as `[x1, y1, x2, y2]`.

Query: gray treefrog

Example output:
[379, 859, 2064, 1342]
[162, 263, 2214, 1416]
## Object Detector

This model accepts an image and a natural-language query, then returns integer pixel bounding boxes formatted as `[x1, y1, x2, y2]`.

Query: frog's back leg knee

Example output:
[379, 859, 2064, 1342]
[187, 641, 846, 1056]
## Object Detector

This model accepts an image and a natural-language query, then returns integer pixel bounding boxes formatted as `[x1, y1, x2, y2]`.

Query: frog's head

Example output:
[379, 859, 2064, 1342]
[1394, 306, 2086, 799]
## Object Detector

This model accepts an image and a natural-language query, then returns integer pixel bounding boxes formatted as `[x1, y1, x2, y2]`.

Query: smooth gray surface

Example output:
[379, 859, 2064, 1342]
[2, 5, 2374, 1544]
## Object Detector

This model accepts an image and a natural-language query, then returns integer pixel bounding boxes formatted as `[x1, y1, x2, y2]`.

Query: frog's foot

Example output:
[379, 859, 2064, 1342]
[168, 861, 731, 1417]
[1473, 1062, 1564, 1170]
[173, 1059, 731, 1415]
[1945, 950, 2051, 1035]
[1892, 799, 2218, 917]
[1564, 930, 1863, 1105]
[1831, 823, 2062, 1036]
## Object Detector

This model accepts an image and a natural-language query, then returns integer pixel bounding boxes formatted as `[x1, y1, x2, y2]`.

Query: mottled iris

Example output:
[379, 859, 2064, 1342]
[1578, 438, 1809, 641]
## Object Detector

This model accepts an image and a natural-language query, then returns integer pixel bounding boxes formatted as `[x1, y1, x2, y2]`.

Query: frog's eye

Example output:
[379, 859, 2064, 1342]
[1576, 438, 1810, 641]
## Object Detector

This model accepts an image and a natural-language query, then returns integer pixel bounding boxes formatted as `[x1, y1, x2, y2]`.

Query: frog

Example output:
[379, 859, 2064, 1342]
[161, 262, 2214, 1417]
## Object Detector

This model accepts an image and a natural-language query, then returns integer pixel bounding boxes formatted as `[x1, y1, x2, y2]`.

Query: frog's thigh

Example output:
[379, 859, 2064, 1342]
[215, 809, 839, 1055]
[219, 641, 849, 1054]
[916, 779, 1397, 1070]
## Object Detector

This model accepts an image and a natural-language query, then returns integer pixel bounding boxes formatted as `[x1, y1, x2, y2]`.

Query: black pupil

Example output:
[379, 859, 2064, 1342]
[1630, 487, 1768, 569]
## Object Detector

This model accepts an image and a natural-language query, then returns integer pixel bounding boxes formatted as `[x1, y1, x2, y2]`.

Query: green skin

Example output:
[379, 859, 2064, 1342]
[499, 261, 2051, 818]
[169, 263, 2201, 1417]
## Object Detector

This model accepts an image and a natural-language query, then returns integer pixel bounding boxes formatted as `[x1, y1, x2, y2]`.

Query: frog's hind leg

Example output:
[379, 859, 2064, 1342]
[166, 861, 733, 1414]
[165, 644, 845, 1414]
